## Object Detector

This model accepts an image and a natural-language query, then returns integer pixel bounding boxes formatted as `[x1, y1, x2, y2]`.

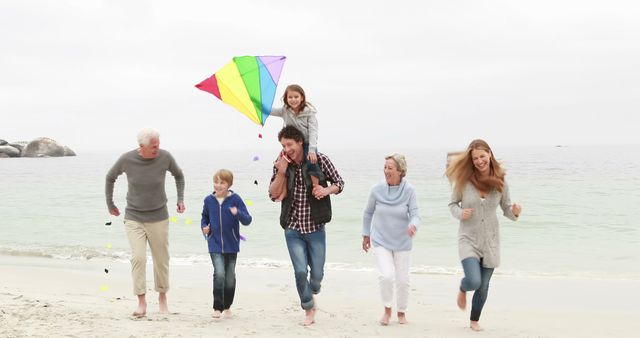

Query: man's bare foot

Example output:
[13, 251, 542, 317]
[132, 294, 147, 317]
[158, 292, 169, 314]
[457, 290, 466, 310]
[212, 310, 222, 318]
[470, 321, 483, 331]
[223, 309, 233, 318]
[397, 311, 408, 324]
[379, 307, 392, 326]
[303, 308, 316, 326]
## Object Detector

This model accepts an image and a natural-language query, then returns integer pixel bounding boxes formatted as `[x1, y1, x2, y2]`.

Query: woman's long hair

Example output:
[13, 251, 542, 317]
[445, 139, 505, 196]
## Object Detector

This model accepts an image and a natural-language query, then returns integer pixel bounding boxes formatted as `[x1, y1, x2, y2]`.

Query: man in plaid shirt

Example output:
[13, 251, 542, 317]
[269, 126, 344, 326]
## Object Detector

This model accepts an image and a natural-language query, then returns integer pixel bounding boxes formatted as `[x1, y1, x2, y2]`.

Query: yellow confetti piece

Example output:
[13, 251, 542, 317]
[170, 217, 177, 223]
[184, 218, 192, 225]
[99, 284, 109, 292]
[246, 200, 254, 206]
[105, 243, 112, 249]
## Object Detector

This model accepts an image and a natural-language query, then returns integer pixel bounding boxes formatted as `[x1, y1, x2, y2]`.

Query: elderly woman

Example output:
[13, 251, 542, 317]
[446, 139, 522, 332]
[362, 153, 420, 326]
[105, 127, 185, 317]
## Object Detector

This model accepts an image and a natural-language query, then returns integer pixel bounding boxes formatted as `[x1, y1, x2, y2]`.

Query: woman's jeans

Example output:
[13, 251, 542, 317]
[209, 253, 238, 311]
[460, 257, 494, 321]
[284, 227, 326, 310]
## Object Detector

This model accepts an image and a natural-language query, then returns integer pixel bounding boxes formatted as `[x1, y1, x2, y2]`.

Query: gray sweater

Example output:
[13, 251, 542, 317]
[448, 181, 517, 268]
[105, 149, 185, 222]
[363, 179, 421, 251]
[270, 105, 318, 153]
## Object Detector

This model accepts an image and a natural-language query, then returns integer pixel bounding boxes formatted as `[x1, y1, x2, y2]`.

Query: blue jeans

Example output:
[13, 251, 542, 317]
[284, 227, 326, 310]
[302, 142, 321, 178]
[460, 257, 494, 321]
[209, 253, 238, 311]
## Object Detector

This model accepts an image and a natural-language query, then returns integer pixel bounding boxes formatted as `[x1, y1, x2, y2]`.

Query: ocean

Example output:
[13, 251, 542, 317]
[1, 146, 638, 280]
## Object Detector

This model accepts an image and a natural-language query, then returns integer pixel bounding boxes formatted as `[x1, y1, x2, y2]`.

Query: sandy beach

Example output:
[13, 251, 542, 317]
[1, 254, 638, 338]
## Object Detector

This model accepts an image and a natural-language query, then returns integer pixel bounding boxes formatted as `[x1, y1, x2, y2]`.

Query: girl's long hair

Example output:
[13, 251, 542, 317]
[445, 139, 505, 196]
[282, 84, 308, 114]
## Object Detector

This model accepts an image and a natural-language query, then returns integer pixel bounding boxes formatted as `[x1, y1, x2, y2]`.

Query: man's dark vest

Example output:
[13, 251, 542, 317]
[279, 163, 332, 229]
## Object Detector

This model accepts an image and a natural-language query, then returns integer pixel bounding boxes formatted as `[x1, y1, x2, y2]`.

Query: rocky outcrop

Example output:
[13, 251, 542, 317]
[0, 145, 21, 157]
[0, 138, 76, 158]
[63, 146, 76, 156]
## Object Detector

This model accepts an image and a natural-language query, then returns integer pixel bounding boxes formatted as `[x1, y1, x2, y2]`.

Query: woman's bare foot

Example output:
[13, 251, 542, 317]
[397, 311, 408, 324]
[303, 308, 316, 326]
[159, 292, 169, 314]
[223, 309, 233, 318]
[212, 310, 222, 318]
[470, 321, 483, 331]
[379, 307, 392, 326]
[457, 290, 466, 310]
[132, 294, 147, 317]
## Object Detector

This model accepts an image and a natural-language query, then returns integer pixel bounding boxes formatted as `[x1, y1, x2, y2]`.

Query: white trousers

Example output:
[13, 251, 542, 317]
[374, 246, 410, 312]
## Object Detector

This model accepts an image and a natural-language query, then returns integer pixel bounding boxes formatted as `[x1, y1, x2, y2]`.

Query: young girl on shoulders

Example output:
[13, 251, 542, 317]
[270, 84, 321, 186]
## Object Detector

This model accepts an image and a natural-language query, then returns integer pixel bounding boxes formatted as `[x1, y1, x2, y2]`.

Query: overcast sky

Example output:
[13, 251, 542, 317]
[1, 0, 639, 152]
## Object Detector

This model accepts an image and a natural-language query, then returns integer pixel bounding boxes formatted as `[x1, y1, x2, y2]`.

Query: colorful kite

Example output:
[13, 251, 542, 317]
[195, 56, 286, 126]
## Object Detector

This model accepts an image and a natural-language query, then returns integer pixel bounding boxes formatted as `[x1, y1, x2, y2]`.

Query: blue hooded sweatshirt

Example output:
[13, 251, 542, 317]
[200, 191, 252, 253]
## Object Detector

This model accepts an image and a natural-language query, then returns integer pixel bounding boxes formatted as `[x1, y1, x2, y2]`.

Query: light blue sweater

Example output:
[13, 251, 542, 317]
[362, 179, 421, 251]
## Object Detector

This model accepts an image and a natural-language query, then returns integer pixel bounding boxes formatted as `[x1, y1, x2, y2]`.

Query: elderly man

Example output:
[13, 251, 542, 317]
[105, 127, 185, 317]
[269, 125, 344, 326]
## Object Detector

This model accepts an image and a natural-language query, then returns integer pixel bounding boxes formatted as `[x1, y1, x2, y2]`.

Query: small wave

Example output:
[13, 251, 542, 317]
[1, 244, 637, 280]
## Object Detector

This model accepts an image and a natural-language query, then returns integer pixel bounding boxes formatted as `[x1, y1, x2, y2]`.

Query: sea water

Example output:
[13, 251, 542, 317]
[1, 146, 638, 279]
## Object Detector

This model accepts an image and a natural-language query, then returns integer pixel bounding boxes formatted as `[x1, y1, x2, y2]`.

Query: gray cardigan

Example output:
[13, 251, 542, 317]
[448, 181, 518, 268]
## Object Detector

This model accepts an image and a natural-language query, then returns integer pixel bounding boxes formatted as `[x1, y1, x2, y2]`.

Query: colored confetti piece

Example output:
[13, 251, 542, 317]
[239, 235, 247, 241]
[252, 155, 260, 161]
[246, 200, 254, 206]
[258, 133, 263, 138]
[170, 217, 177, 223]
[105, 243, 113, 249]
[184, 218, 193, 225]
[99, 284, 109, 292]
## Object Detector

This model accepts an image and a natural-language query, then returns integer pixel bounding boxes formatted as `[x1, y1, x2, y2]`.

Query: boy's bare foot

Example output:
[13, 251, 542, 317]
[132, 294, 147, 317]
[397, 311, 408, 324]
[212, 310, 222, 318]
[457, 290, 466, 310]
[379, 307, 392, 326]
[159, 292, 169, 314]
[470, 321, 483, 331]
[223, 309, 233, 318]
[303, 308, 316, 326]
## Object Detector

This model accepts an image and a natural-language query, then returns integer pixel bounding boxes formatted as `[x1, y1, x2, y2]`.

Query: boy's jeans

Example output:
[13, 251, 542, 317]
[209, 253, 238, 311]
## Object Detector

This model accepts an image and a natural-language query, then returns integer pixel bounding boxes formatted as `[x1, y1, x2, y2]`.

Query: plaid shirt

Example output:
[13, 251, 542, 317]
[270, 152, 344, 234]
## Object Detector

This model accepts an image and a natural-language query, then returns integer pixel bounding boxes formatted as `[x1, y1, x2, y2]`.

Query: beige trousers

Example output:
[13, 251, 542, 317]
[124, 218, 170, 295]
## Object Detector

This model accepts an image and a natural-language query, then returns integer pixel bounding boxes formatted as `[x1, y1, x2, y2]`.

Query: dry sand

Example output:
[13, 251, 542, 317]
[1, 254, 638, 337]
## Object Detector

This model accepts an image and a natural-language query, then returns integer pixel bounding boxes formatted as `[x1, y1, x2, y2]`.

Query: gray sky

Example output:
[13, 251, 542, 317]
[1, 0, 639, 152]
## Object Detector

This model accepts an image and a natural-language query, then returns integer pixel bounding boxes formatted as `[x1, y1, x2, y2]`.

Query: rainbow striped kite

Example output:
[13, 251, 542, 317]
[195, 56, 286, 126]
